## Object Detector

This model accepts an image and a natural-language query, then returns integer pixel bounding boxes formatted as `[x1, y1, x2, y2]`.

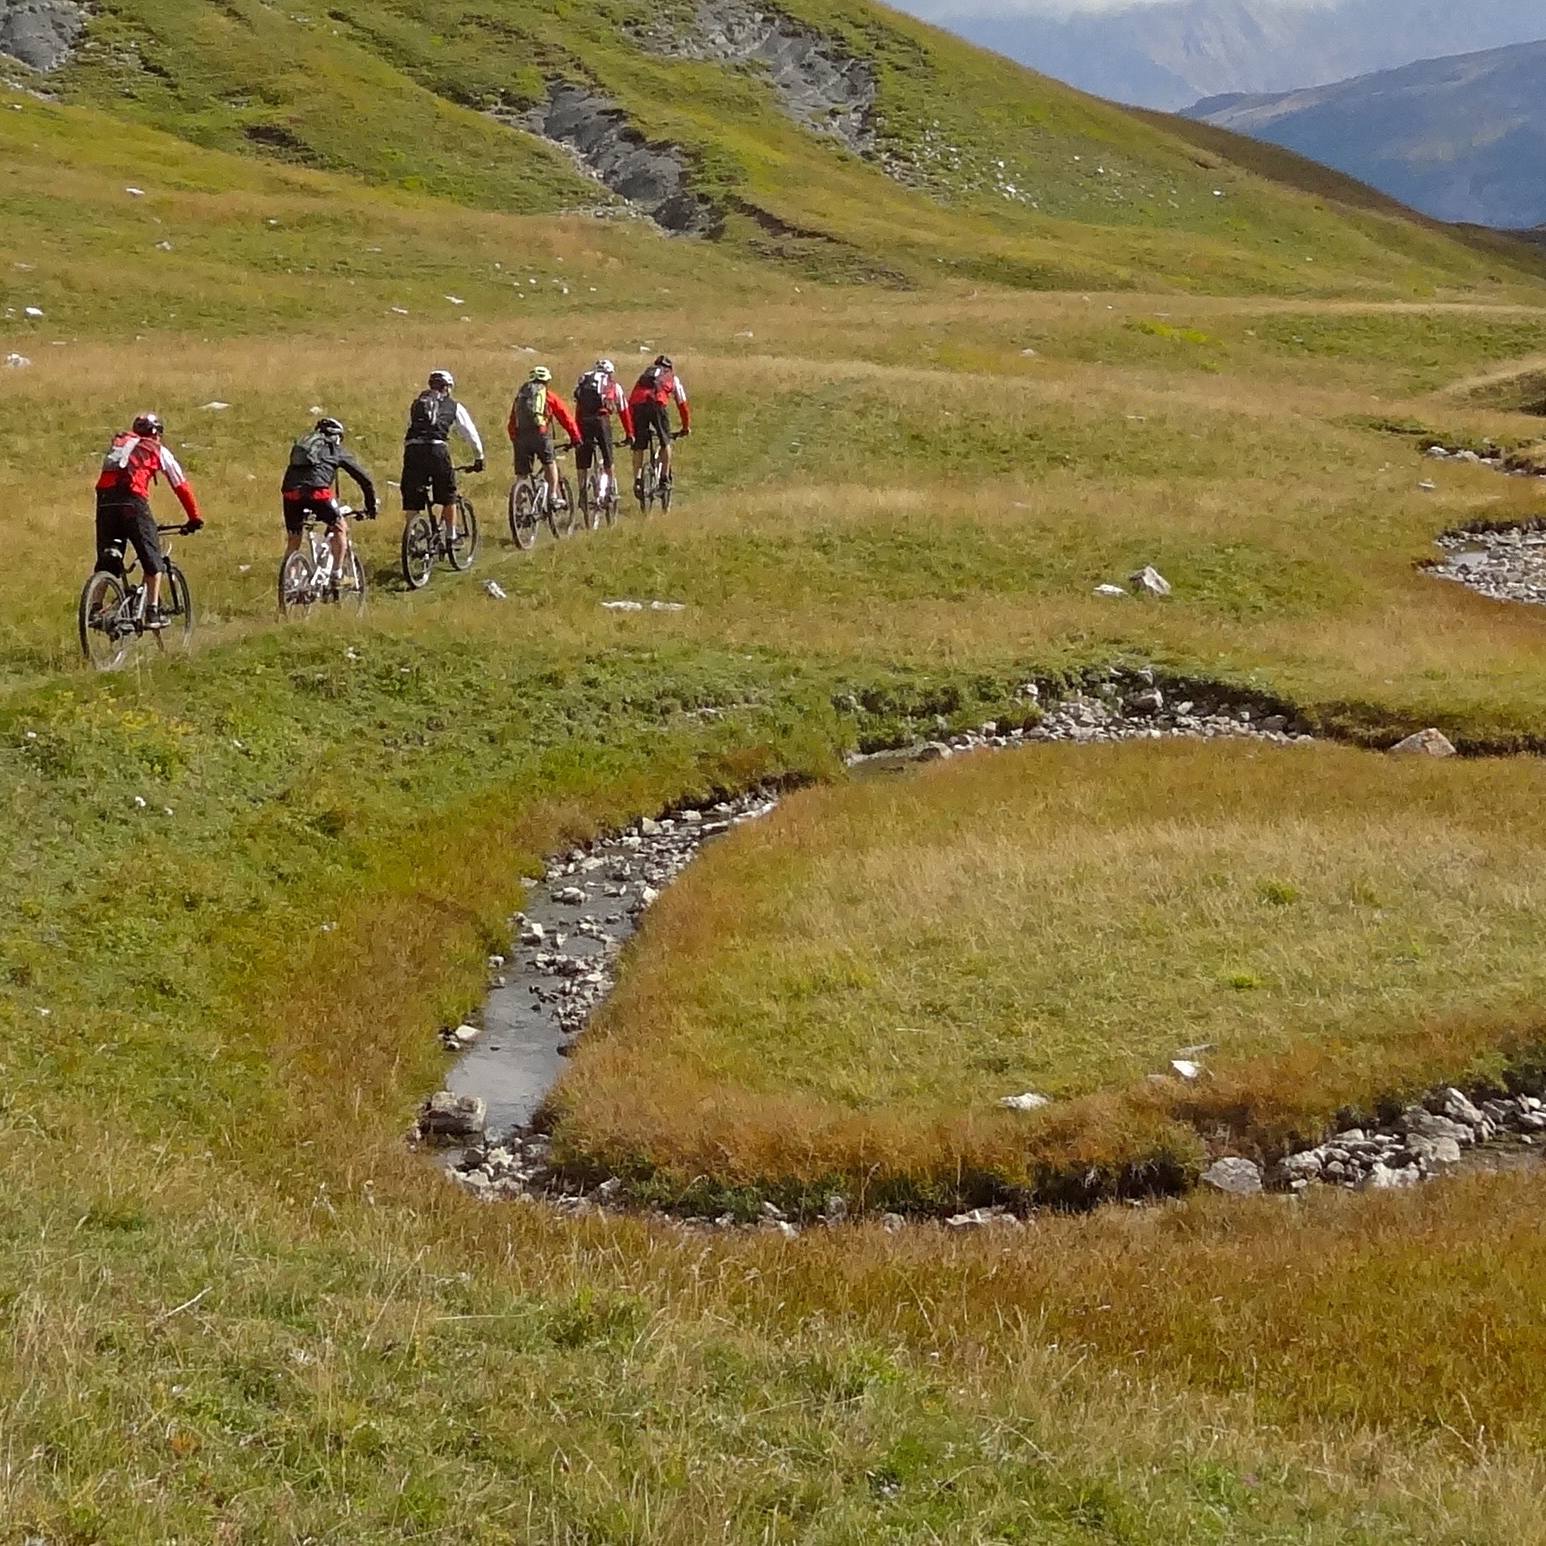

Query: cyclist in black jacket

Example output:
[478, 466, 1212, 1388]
[401, 368, 485, 548]
[282, 418, 377, 586]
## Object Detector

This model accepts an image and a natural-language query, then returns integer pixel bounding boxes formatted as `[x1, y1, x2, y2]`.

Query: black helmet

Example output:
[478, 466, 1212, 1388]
[654, 355, 673, 370]
[316, 417, 346, 439]
[132, 412, 164, 438]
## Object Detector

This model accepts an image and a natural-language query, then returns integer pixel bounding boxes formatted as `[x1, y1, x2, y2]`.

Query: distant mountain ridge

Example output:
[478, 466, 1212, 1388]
[1185, 39, 1546, 229]
[931, 0, 1546, 109]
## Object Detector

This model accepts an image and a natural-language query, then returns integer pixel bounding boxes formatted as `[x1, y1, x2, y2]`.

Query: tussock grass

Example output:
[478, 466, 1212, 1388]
[558, 742, 1546, 1198]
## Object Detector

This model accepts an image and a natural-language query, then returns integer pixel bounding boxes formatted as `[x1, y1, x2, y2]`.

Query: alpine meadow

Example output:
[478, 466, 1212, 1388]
[6, 1, 1546, 1541]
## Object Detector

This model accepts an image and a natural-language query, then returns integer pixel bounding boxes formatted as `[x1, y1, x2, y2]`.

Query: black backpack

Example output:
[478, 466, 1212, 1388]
[288, 429, 332, 474]
[575, 371, 606, 419]
[408, 390, 454, 439]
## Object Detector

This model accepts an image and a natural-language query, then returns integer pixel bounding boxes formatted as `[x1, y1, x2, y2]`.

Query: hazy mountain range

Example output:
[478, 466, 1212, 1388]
[1184, 39, 1546, 228]
[926, 0, 1546, 110]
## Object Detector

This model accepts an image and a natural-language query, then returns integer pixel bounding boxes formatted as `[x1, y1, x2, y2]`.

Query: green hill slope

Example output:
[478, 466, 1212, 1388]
[3, 0, 1540, 303]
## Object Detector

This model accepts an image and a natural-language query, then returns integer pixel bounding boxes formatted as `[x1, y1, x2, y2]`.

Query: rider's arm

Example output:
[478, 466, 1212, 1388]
[550, 395, 581, 445]
[610, 382, 634, 442]
[454, 402, 485, 462]
[338, 450, 377, 513]
[158, 445, 203, 524]
[673, 374, 691, 434]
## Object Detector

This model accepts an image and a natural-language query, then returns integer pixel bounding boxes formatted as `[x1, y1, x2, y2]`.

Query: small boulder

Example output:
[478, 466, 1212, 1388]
[1129, 566, 1173, 598]
[1390, 728, 1456, 759]
[999, 1091, 1052, 1112]
[4, 353, 31, 369]
[1359, 1162, 1419, 1191]
[1128, 687, 1164, 716]
[418, 1091, 486, 1143]
[1201, 1157, 1264, 1196]
[1094, 583, 1127, 598]
[1406, 1133, 1462, 1169]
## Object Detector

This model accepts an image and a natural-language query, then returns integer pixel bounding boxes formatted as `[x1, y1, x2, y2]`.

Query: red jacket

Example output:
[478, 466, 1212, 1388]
[628, 366, 691, 432]
[96, 432, 202, 521]
[508, 387, 580, 445]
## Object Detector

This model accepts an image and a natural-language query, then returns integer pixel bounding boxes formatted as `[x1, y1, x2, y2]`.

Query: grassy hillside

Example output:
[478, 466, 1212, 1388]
[6, 0, 1546, 1536]
[8, 0, 1540, 297]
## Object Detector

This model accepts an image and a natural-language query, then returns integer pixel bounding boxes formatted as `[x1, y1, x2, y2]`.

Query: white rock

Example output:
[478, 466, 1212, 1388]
[4, 353, 31, 369]
[602, 600, 645, 612]
[1130, 566, 1172, 598]
[1170, 1059, 1204, 1081]
[999, 1092, 1052, 1111]
[1359, 1162, 1419, 1191]
[448, 1023, 482, 1047]
[444, 295, 465, 305]
[1389, 728, 1456, 758]
[1418, 480, 1438, 492]
[23, 306, 43, 318]
[1201, 1157, 1263, 1196]
[125, 186, 146, 197]
[484, 580, 508, 601]
[1094, 583, 1127, 598]
[201, 401, 231, 412]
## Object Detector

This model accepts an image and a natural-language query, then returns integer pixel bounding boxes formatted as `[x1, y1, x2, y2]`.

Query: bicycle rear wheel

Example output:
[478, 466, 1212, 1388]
[79, 571, 132, 670]
[447, 498, 479, 571]
[660, 473, 674, 514]
[402, 515, 435, 589]
[278, 550, 315, 618]
[158, 564, 195, 654]
[509, 483, 539, 550]
[581, 471, 602, 532]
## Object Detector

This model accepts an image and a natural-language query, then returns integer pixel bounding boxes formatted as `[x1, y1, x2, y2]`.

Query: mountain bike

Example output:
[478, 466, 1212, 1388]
[78, 524, 195, 671]
[279, 507, 368, 618]
[636, 430, 685, 516]
[579, 456, 620, 531]
[401, 466, 480, 590]
[507, 446, 576, 550]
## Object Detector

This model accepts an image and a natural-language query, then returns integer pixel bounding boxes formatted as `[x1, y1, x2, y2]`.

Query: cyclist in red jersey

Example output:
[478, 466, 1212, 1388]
[628, 355, 691, 500]
[94, 413, 203, 629]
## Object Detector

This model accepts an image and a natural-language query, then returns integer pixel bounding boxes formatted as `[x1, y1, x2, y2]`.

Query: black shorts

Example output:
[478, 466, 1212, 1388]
[575, 417, 614, 473]
[402, 441, 456, 512]
[95, 493, 165, 578]
[283, 489, 345, 536]
[631, 401, 671, 453]
[514, 428, 555, 479]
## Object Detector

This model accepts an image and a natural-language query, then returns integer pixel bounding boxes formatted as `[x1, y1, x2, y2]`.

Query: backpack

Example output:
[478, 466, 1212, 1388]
[288, 430, 332, 474]
[409, 390, 454, 439]
[515, 379, 549, 433]
[638, 364, 669, 397]
[575, 371, 606, 419]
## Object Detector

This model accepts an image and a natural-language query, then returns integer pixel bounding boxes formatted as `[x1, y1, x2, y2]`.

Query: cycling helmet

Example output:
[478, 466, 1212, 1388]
[132, 412, 164, 438]
[530, 366, 552, 383]
[595, 358, 616, 376]
[316, 417, 346, 440]
[654, 355, 673, 370]
[427, 369, 454, 390]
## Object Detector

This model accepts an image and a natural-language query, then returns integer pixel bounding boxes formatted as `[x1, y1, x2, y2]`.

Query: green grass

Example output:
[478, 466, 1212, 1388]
[8, 8, 1546, 1528]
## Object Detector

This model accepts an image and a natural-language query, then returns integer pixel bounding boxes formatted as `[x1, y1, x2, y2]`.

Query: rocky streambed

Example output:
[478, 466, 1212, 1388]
[1423, 441, 1546, 605]
[412, 672, 1545, 1229]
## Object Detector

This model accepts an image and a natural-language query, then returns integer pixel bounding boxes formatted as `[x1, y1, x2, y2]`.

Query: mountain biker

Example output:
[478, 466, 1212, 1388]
[402, 369, 484, 547]
[282, 418, 377, 587]
[94, 413, 203, 630]
[508, 366, 581, 512]
[629, 355, 690, 500]
[573, 358, 633, 511]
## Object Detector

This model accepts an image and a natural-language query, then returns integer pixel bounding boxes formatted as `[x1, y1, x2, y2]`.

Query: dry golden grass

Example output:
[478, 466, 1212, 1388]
[557, 742, 1546, 1198]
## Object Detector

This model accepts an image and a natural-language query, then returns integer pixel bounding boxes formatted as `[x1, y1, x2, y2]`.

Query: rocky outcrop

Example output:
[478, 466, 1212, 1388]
[511, 81, 715, 236]
[0, 0, 84, 72]
[647, 0, 876, 157]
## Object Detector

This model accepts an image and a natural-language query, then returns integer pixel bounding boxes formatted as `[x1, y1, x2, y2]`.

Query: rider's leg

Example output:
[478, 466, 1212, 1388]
[329, 517, 351, 583]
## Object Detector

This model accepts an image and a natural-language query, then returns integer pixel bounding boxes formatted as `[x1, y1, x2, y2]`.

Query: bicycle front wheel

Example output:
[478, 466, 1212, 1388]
[278, 550, 315, 618]
[509, 483, 539, 550]
[548, 480, 577, 541]
[159, 563, 195, 654]
[660, 474, 674, 514]
[581, 472, 602, 532]
[402, 515, 435, 589]
[447, 498, 479, 571]
[79, 571, 131, 671]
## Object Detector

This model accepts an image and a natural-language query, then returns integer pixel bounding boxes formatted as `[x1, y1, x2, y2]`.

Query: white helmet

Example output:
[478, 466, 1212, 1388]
[595, 358, 616, 376]
[428, 368, 454, 389]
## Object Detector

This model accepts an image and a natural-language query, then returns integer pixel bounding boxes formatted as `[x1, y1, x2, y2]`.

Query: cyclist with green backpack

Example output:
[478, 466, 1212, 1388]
[507, 366, 581, 513]
[282, 417, 377, 585]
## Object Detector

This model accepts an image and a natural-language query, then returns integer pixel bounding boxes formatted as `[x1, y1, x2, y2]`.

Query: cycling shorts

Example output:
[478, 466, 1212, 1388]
[94, 493, 165, 578]
[575, 417, 614, 473]
[514, 427, 555, 479]
[630, 401, 671, 453]
[402, 441, 456, 512]
[283, 488, 346, 535]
